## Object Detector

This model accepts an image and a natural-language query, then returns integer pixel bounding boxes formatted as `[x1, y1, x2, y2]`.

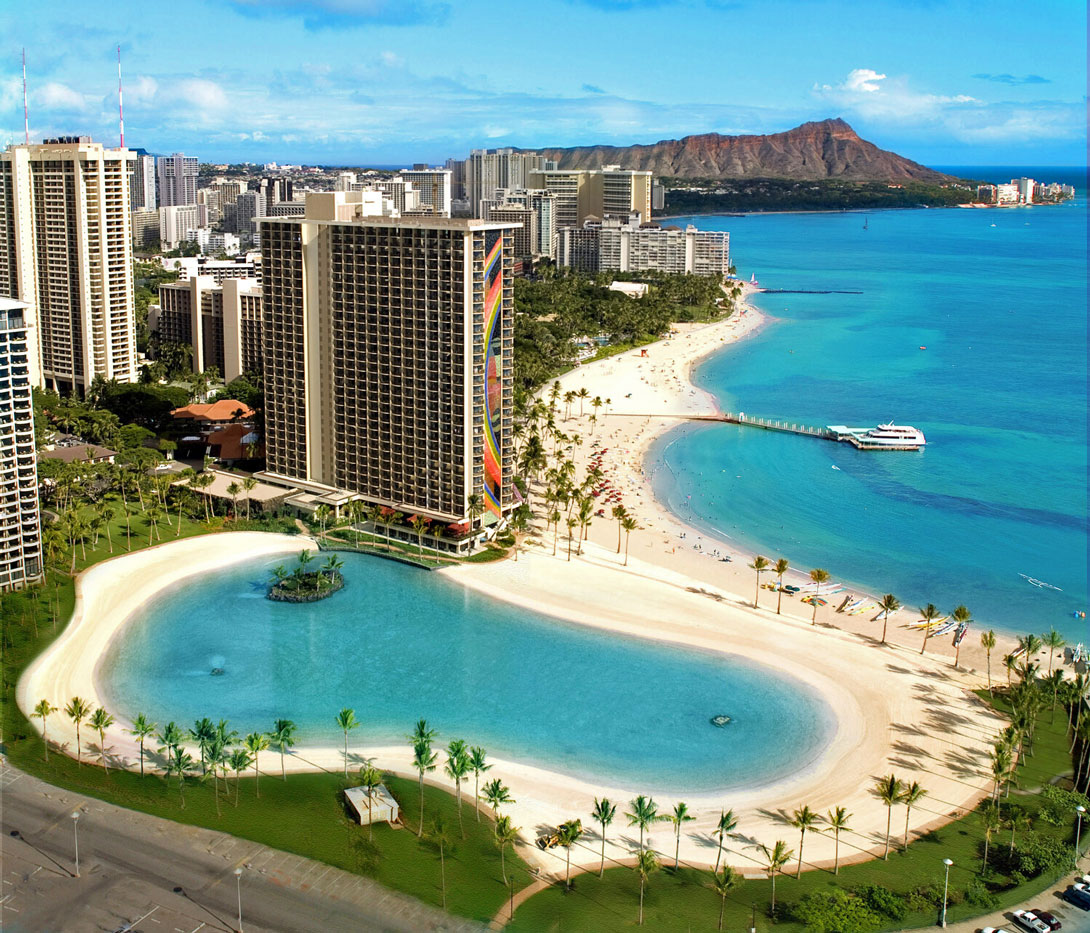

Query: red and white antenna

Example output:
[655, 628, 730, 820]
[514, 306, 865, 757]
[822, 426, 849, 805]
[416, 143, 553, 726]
[117, 45, 125, 148]
[22, 49, 29, 145]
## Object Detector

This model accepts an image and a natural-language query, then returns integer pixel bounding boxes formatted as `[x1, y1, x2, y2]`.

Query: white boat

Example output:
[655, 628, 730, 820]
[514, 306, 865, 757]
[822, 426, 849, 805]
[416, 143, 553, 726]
[861, 423, 927, 448]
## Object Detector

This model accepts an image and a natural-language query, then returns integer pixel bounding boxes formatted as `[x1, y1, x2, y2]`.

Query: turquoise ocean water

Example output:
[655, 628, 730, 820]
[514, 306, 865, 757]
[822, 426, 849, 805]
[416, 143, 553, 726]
[651, 167, 1088, 641]
[100, 553, 834, 791]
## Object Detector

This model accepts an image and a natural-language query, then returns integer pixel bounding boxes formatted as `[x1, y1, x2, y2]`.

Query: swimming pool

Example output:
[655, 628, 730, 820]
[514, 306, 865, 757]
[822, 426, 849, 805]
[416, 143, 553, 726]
[99, 552, 835, 792]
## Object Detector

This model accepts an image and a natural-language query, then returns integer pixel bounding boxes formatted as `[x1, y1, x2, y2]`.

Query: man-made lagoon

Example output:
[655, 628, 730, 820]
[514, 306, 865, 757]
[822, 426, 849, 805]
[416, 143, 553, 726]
[99, 552, 834, 793]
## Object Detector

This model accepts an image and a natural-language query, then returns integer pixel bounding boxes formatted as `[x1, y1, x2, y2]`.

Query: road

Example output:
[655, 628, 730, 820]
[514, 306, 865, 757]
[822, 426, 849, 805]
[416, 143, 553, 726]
[0, 760, 485, 933]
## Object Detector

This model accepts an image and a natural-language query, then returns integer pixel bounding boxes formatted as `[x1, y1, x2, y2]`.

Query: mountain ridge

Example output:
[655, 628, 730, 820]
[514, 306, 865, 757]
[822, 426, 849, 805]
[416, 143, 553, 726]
[535, 119, 955, 183]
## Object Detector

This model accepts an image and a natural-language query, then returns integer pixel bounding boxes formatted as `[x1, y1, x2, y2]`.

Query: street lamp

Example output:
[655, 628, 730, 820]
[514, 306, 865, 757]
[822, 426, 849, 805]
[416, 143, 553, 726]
[71, 811, 80, 878]
[1076, 805, 1086, 868]
[940, 858, 953, 928]
[750, 902, 757, 933]
[233, 867, 243, 933]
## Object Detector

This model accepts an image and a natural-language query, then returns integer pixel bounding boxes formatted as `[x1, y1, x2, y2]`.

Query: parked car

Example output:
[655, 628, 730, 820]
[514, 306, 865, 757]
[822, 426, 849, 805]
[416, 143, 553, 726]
[982, 928, 1013, 933]
[1063, 883, 1090, 910]
[1032, 909, 1061, 931]
[1012, 909, 1052, 933]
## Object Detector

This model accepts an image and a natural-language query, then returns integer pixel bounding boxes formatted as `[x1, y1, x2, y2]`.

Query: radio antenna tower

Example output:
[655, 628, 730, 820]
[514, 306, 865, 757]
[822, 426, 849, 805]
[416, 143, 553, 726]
[117, 45, 125, 148]
[22, 49, 30, 144]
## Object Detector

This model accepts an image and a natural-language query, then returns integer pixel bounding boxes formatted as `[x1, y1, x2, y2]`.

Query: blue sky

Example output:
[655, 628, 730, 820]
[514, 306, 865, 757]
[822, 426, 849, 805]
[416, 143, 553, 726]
[2, 0, 1086, 167]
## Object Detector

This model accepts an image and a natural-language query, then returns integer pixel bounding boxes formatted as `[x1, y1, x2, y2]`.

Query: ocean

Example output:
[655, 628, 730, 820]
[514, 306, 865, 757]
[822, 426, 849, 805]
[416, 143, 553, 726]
[650, 167, 1088, 641]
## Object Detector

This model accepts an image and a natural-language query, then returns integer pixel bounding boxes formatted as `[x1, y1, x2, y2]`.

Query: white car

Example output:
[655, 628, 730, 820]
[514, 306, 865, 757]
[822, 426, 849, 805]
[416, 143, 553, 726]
[982, 928, 1012, 933]
[1012, 910, 1052, 933]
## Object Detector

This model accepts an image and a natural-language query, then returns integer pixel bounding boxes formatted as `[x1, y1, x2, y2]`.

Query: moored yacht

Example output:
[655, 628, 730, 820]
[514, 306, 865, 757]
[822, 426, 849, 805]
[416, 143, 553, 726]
[863, 422, 927, 447]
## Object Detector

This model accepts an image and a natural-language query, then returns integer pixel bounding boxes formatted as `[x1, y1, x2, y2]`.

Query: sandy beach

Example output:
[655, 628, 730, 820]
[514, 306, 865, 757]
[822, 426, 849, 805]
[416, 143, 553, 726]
[16, 287, 1040, 881]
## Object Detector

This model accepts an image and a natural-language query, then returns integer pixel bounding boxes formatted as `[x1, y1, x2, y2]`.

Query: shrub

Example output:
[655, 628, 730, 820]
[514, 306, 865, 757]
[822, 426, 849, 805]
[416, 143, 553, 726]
[995, 831, 1073, 878]
[965, 879, 999, 909]
[789, 890, 883, 933]
[854, 883, 907, 920]
[1038, 785, 1090, 826]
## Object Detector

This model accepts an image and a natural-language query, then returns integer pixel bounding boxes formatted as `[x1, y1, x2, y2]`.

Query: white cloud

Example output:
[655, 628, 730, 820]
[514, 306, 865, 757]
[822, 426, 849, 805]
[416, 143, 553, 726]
[38, 81, 95, 112]
[171, 79, 229, 111]
[126, 76, 159, 106]
[843, 69, 886, 93]
[379, 51, 402, 67]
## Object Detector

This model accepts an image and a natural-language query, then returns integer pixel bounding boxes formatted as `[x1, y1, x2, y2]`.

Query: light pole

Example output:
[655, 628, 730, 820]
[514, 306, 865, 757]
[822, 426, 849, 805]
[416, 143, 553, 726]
[1076, 805, 1086, 868]
[71, 811, 80, 878]
[233, 866, 243, 932]
[940, 858, 953, 928]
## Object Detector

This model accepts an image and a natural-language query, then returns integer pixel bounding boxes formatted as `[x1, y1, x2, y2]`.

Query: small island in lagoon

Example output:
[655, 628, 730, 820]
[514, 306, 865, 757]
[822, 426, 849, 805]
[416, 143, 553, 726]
[268, 550, 345, 603]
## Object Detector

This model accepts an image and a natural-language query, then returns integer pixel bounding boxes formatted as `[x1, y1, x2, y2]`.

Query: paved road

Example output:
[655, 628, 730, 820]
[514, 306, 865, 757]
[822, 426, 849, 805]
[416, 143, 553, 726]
[0, 760, 485, 933]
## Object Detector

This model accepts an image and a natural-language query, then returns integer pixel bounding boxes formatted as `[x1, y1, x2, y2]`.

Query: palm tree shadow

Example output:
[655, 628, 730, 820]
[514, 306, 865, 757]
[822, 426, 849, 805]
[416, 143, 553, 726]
[755, 807, 793, 825]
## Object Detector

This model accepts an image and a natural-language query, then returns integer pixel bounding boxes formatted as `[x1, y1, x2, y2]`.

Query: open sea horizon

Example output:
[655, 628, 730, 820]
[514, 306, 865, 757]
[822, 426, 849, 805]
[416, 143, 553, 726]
[650, 166, 1088, 642]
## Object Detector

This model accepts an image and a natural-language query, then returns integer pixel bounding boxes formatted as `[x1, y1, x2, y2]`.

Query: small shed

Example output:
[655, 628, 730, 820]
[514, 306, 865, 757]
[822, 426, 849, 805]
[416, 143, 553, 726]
[345, 784, 400, 826]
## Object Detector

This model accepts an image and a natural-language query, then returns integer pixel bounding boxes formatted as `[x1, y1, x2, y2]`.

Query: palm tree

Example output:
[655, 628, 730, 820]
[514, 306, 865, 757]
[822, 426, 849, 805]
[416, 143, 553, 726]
[635, 848, 660, 926]
[1004, 652, 1018, 689]
[749, 556, 770, 608]
[167, 746, 195, 809]
[427, 815, 454, 910]
[664, 801, 695, 870]
[269, 719, 297, 780]
[409, 514, 430, 556]
[981, 805, 1002, 871]
[335, 707, 359, 778]
[32, 699, 55, 762]
[875, 774, 903, 859]
[590, 797, 617, 877]
[241, 476, 257, 521]
[412, 737, 438, 836]
[244, 732, 269, 797]
[1007, 809, 1031, 857]
[951, 605, 972, 668]
[321, 554, 343, 588]
[157, 721, 184, 760]
[709, 866, 741, 931]
[189, 717, 216, 775]
[357, 763, 383, 841]
[1043, 627, 1066, 676]
[482, 778, 514, 818]
[790, 804, 819, 877]
[713, 808, 737, 873]
[899, 781, 927, 850]
[65, 696, 92, 766]
[981, 630, 997, 693]
[808, 569, 830, 624]
[759, 840, 793, 914]
[577, 386, 589, 417]
[621, 515, 638, 566]
[466, 494, 485, 553]
[1018, 633, 1044, 671]
[557, 819, 583, 888]
[825, 806, 852, 874]
[774, 558, 789, 614]
[626, 795, 658, 854]
[313, 503, 332, 535]
[878, 593, 901, 644]
[88, 708, 114, 773]
[468, 746, 491, 822]
[229, 748, 252, 806]
[226, 481, 241, 520]
[494, 814, 519, 887]
[444, 740, 471, 836]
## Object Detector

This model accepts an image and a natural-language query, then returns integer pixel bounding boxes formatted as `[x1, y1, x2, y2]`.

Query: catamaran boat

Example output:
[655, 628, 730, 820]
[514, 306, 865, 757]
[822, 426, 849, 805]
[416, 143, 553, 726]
[862, 423, 927, 448]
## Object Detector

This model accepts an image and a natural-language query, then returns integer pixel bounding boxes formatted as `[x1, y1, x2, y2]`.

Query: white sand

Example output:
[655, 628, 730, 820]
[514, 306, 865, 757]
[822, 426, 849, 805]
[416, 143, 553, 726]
[18, 292, 1029, 880]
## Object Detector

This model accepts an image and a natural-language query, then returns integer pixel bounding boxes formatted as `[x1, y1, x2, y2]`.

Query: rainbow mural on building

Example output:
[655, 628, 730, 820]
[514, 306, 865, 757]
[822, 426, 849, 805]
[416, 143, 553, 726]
[483, 231, 504, 516]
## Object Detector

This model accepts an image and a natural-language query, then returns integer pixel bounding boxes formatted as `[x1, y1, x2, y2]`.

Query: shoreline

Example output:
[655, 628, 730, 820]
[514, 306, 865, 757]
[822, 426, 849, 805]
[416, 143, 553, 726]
[17, 529, 1003, 879]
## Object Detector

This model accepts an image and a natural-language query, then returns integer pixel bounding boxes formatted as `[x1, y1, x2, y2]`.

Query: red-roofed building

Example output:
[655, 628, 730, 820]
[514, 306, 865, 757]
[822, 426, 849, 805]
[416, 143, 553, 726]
[171, 400, 254, 426]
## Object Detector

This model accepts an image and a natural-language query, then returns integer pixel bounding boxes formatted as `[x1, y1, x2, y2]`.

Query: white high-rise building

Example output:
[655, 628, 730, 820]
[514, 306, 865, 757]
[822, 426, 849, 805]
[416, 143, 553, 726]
[160, 204, 202, 248]
[131, 153, 156, 211]
[400, 168, 452, 217]
[1, 137, 137, 394]
[465, 149, 554, 217]
[157, 152, 199, 207]
[559, 217, 729, 276]
[0, 298, 42, 591]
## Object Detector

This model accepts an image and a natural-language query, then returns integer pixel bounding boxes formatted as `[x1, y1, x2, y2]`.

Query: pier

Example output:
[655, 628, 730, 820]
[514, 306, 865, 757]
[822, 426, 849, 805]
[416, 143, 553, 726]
[689, 412, 924, 450]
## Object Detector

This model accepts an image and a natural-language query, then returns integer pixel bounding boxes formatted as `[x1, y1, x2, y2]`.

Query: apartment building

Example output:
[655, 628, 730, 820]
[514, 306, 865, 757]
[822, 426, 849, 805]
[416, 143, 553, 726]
[0, 298, 43, 591]
[160, 204, 202, 248]
[131, 152, 156, 211]
[131, 207, 160, 248]
[528, 166, 653, 229]
[484, 204, 535, 258]
[157, 152, 199, 207]
[400, 168, 453, 216]
[559, 217, 730, 276]
[149, 275, 262, 381]
[260, 193, 517, 526]
[465, 149, 555, 217]
[0, 137, 137, 393]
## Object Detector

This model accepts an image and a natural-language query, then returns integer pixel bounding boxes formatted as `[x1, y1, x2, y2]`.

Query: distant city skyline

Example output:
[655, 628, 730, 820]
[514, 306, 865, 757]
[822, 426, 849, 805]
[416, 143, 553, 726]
[1, 0, 1086, 167]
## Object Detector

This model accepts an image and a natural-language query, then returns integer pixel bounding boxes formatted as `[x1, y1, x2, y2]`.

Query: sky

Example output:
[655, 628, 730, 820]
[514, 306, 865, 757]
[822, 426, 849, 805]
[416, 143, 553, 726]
[1, 0, 1086, 167]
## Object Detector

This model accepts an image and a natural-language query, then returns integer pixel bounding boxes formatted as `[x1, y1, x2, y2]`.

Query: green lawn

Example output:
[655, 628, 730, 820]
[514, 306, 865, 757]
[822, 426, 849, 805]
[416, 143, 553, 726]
[508, 691, 1085, 932]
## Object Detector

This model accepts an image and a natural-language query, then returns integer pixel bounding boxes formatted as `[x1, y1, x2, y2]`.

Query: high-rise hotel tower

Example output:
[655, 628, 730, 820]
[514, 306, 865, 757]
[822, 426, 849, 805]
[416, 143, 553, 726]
[260, 193, 517, 526]
[0, 298, 43, 591]
[1, 137, 137, 394]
